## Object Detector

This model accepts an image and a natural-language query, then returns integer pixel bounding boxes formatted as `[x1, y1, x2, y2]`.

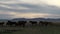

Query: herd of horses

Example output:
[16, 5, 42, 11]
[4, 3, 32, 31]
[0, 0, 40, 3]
[0, 20, 53, 27]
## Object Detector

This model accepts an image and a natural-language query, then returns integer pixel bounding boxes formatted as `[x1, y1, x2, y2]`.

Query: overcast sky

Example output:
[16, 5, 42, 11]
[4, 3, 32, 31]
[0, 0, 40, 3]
[0, 0, 60, 19]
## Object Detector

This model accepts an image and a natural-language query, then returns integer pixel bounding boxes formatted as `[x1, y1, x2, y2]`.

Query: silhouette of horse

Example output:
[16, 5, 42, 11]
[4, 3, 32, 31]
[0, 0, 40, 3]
[39, 21, 52, 26]
[29, 21, 37, 26]
[39, 21, 48, 26]
[6, 20, 16, 26]
[0, 22, 4, 26]
[17, 21, 27, 27]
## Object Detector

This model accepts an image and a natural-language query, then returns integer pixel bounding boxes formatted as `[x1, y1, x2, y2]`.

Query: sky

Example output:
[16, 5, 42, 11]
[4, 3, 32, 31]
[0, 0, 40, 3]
[0, 0, 60, 19]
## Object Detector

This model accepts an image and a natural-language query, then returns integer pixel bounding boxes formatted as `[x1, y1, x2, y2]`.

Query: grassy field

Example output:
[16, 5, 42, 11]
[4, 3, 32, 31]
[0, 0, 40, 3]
[0, 25, 60, 34]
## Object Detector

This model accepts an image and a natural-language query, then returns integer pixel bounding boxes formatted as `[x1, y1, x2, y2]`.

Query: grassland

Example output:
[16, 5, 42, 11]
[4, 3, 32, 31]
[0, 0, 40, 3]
[0, 25, 60, 34]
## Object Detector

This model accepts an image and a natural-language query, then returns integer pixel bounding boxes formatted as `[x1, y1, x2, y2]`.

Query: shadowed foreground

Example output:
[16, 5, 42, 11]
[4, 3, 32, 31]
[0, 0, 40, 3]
[0, 25, 60, 34]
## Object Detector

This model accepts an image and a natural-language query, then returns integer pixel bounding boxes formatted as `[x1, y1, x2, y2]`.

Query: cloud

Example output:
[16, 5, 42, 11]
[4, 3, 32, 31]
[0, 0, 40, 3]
[0, 3, 60, 14]
[0, 0, 60, 19]
[0, 11, 16, 19]
[12, 13, 50, 18]
[40, 0, 60, 7]
[0, 0, 19, 4]
[0, 14, 14, 19]
[1, 0, 60, 7]
[0, 11, 60, 19]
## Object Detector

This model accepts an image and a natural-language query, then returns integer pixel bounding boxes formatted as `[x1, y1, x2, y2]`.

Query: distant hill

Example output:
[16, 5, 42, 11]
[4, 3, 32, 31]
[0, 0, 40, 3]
[12, 18, 60, 22]
[0, 18, 60, 23]
[0, 19, 9, 22]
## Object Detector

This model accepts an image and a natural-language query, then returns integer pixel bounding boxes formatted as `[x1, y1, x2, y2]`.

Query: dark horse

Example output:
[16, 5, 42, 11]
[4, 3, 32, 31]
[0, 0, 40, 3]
[0, 22, 4, 26]
[17, 21, 27, 27]
[6, 20, 16, 26]
[39, 21, 52, 26]
[29, 21, 37, 26]
[39, 21, 49, 26]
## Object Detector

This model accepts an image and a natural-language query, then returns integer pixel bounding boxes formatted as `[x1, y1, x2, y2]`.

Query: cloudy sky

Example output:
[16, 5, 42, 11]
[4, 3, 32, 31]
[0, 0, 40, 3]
[0, 0, 60, 19]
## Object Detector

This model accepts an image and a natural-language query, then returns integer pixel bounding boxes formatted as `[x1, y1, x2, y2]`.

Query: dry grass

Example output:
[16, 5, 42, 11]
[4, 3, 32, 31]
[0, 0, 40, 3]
[0, 24, 60, 34]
